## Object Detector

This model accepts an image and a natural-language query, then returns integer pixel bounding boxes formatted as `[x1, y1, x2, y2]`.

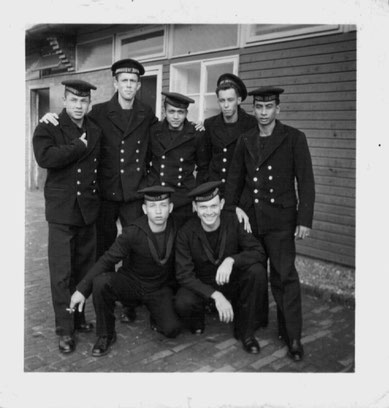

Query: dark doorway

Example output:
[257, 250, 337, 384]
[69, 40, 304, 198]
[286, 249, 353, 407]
[138, 75, 157, 112]
[30, 88, 50, 190]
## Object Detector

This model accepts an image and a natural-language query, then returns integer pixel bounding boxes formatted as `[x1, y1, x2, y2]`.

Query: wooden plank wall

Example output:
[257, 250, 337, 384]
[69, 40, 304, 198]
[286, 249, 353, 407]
[239, 31, 356, 266]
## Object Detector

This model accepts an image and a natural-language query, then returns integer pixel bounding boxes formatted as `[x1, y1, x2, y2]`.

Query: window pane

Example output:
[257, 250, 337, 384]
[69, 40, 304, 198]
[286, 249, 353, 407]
[203, 94, 220, 120]
[121, 30, 164, 59]
[77, 38, 112, 71]
[172, 24, 238, 56]
[171, 62, 201, 94]
[250, 24, 315, 37]
[206, 62, 235, 93]
[186, 95, 200, 123]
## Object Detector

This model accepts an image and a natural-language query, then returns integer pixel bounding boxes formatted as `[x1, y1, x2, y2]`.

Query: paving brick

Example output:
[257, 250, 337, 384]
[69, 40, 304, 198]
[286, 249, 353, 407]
[251, 354, 278, 370]
[24, 191, 356, 373]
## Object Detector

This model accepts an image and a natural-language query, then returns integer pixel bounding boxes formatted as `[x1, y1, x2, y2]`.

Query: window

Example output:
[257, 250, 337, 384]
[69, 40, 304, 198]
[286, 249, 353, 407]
[242, 24, 343, 46]
[170, 56, 239, 122]
[116, 27, 166, 61]
[171, 24, 239, 57]
[76, 37, 113, 72]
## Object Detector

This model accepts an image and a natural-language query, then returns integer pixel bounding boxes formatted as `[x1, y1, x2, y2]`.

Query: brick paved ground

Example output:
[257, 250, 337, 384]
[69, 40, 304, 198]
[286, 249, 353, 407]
[24, 190, 355, 373]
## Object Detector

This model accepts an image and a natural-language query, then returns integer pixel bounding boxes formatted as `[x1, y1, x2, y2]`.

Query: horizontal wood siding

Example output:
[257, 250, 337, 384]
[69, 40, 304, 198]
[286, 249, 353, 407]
[240, 31, 356, 266]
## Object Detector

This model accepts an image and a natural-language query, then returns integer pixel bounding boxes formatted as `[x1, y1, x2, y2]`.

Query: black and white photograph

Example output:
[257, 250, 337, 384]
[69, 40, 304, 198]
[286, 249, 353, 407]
[1, 0, 389, 407]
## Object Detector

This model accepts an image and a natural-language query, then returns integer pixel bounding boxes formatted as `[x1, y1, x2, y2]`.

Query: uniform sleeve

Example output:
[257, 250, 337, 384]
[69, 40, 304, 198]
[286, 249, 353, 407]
[32, 123, 87, 169]
[194, 130, 210, 185]
[76, 228, 134, 298]
[224, 135, 247, 210]
[293, 132, 315, 228]
[175, 228, 215, 299]
[230, 221, 267, 268]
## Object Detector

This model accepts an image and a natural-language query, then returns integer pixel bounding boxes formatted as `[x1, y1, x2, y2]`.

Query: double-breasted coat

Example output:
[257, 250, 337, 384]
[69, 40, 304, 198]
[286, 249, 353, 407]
[175, 212, 266, 299]
[225, 120, 315, 234]
[203, 107, 257, 185]
[33, 109, 101, 226]
[147, 119, 208, 209]
[88, 93, 158, 202]
[33, 109, 102, 335]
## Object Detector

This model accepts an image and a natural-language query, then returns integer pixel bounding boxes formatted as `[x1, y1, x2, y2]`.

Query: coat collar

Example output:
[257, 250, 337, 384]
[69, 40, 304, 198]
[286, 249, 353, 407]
[243, 120, 287, 167]
[58, 109, 100, 156]
[191, 213, 228, 266]
[211, 107, 251, 146]
[107, 92, 147, 137]
[132, 215, 176, 266]
[154, 119, 195, 153]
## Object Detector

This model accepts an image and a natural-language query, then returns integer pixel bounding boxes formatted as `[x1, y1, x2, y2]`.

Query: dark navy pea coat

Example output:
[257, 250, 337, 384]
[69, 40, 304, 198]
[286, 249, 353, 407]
[225, 120, 315, 233]
[203, 107, 257, 185]
[33, 109, 101, 226]
[88, 93, 157, 202]
[147, 119, 208, 208]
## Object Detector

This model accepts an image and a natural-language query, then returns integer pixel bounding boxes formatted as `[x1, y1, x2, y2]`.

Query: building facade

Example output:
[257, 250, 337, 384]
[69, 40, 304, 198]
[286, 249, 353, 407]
[25, 23, 356, 267]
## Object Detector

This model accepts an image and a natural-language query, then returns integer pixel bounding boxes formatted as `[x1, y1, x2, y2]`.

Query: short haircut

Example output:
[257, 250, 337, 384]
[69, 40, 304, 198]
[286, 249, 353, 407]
[215, 82, 240, 98]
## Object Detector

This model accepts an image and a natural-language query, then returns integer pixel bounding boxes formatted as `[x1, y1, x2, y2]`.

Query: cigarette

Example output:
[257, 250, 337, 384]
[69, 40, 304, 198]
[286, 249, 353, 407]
[66, 308, 75, 313]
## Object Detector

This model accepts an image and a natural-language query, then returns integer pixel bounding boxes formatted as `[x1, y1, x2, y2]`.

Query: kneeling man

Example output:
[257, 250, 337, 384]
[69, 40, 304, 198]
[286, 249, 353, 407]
[175, 181, 267, 354]
[70, 186, 181, 356]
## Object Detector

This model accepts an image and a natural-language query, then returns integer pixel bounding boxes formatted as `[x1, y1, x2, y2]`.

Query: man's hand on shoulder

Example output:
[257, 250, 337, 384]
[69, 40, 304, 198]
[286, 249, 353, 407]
[40, 112, 59, 126]
[211, 291, 234, 323]
[236, 207, 252, 233]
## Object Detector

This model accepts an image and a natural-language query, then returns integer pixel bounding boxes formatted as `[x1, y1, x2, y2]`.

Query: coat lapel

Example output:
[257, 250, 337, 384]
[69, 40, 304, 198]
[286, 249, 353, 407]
[256, 120, 287, 168]
[164, 120, 195, 153]
[107, 93, 126, 133]
[123, 98, 147, 139]
[137, 216, 175, 266]
[193, 218, 228, 266]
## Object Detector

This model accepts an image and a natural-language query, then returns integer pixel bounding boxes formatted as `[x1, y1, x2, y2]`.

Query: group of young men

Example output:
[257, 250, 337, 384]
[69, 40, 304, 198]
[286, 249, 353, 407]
[32, 57, 315, 363]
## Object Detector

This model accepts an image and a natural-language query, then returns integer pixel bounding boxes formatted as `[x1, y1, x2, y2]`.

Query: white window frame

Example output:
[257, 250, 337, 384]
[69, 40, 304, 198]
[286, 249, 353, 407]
[169, 55, 239, 122]
[240, 24, 348, 47]
[143, 64, 163, 120]
[115, 25, 167, 62]
[168, 24, 239, 59]
[75, 35, 114, 73]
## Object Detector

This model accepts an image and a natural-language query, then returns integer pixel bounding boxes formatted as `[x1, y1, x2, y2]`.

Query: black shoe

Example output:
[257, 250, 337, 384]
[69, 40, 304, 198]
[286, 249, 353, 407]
[92, 333, 117, 357]
[190, 327, 204, 335]
[120, 306, 136, 323]
[59, 335, 75, 354]
[287, 339, 304, 362]
[75, 321, 94, 333]
[242, 336, 260, 354]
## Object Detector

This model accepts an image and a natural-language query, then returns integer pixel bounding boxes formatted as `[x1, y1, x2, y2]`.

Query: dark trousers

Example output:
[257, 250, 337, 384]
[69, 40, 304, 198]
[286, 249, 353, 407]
[258, 230, 302, 342]
[96, 199, 143, 258]
[92, 272, 181, 338]
[48, 222, 96, 335]
[175, 263, 267, 340]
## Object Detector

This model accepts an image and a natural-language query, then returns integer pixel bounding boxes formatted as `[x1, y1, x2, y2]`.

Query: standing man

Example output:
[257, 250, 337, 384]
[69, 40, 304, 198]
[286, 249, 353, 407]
[175, 182, 268, 354]
[225, 87, 315, 361]
[89, 59, 158, 258]
[33, 80, 101, 353]
[69, 186, 181, 357]
[203, 73, 257, 187]
[147, 91, 208, 227]
[40, 58, 158, 323]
